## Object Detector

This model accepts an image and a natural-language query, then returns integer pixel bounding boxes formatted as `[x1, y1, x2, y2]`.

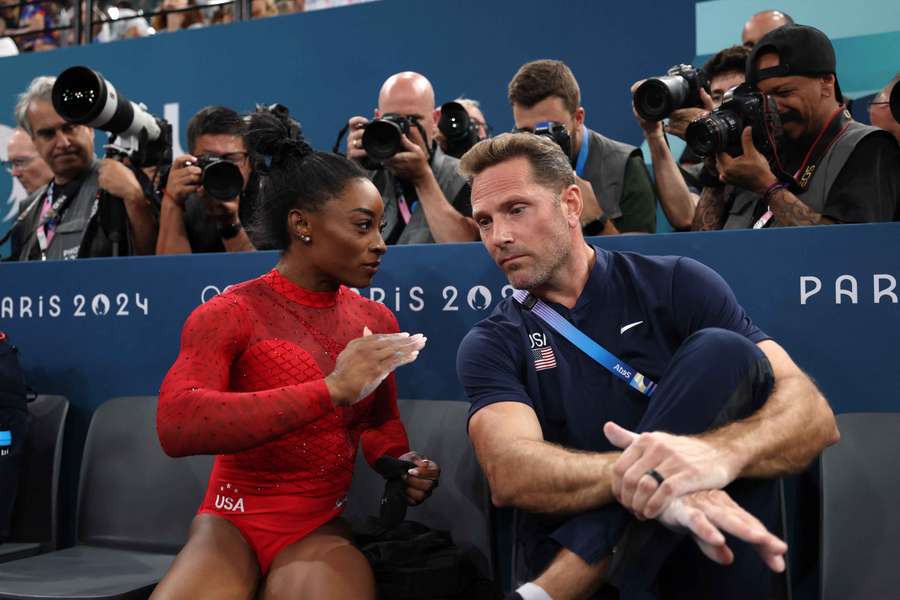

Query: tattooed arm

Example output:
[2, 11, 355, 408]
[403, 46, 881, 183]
[768, 189, 837, 226]
[691, 185, 729, 231]
[713, 126, 840, 227]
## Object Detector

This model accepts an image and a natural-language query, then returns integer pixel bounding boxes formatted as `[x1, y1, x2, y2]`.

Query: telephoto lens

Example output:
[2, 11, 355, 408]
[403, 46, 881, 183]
[686, 111, 743, 157]
[633, 65, 709, 122]
[362, 114, 411, 161]
[52, 66, 161, 141]
[438, 101, 480, 157]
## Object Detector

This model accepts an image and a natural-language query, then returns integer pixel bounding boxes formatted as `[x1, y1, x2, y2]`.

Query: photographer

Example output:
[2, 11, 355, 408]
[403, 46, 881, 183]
[434, 97, 490, 157]
[8, 76, 158, 261]
[692, 25, 900, 230]
[869, 74, 900, 144]
[157, 106, 258, 254]
[509, 59, 657, 235]
[632, 46, 749, 230]
[345, 71, 478, 245]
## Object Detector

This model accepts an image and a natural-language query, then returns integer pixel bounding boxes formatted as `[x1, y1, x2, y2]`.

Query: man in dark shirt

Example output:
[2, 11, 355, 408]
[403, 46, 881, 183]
[157, 106, 258, 254]
[693, 24, 900, 230]
[456, 133, 839, 600]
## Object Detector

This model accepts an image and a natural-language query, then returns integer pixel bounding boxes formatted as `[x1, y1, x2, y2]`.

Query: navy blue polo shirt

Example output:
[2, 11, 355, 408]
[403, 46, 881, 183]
[457, 246, 769, 453]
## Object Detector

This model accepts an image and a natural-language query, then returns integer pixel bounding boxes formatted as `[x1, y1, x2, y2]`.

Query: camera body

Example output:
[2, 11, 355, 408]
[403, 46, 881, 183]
[686, 83, 784, 158]
[362, 113, 414, 162]
[187, 155, 245, 201]
[438, 101, 481, 158]
[516, 121, 573, 163]
[633, 64, 710, 122]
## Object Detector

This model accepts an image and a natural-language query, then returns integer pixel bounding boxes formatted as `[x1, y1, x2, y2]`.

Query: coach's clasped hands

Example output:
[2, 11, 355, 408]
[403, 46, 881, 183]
[603, 421, 787, 572]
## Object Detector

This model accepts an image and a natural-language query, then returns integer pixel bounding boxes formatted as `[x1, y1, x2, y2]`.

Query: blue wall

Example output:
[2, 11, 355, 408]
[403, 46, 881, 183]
[1, 0, 697, 246]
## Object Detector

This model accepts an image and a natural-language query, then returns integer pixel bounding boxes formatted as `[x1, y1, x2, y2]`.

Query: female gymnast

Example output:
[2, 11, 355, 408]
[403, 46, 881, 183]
[153, 107, 438, 599]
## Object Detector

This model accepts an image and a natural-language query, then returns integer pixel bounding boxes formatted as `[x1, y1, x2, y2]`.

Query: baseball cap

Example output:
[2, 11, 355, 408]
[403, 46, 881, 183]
[747, 24, 843, 102]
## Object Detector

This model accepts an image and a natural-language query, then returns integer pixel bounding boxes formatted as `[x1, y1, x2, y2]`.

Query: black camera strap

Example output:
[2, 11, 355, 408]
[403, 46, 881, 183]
[791, 107, 853, 191]
[769, 106, 852, 193]
[755, 107, 852, 229]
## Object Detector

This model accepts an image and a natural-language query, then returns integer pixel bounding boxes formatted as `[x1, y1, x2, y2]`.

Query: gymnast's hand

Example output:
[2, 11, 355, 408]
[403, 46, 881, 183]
[399, 451, 441, 505]
[326, 330, 427, 407]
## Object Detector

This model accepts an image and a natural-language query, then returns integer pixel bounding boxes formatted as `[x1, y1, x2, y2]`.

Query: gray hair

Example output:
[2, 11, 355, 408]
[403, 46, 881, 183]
[15, 76, 56, 137]
[454, 97, 481, 110]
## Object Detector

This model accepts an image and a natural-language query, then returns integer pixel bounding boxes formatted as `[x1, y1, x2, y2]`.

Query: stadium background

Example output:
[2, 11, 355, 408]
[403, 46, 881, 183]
[0, 0, 898, 597]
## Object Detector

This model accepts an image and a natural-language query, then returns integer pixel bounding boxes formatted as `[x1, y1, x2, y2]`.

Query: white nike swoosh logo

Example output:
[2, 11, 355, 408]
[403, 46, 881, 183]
[620, 321, 644, 334]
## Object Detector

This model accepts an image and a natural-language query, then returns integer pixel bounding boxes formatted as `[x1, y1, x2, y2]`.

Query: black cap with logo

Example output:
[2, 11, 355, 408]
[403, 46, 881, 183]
[746, 24, 843, 102]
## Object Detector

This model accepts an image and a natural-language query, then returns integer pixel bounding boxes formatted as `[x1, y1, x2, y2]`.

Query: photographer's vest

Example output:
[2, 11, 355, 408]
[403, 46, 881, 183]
[581, 128, 643, 221]
[723, 121, 883, 229]
[374, 147, 467, 245]
[13, 160, 103, 261]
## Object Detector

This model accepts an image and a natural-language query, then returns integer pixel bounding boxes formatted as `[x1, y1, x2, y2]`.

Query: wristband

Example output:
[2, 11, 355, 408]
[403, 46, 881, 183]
[217, 221, 242, 240]
[763, 182, 786, 203]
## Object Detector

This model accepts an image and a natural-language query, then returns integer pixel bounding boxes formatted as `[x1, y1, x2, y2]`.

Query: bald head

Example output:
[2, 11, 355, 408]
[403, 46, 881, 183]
[377, 71, 438, 150]
[742, 10, 793, 47]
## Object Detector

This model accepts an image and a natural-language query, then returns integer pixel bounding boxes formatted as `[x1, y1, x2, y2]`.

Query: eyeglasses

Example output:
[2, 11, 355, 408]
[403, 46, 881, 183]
[2, 157, 36, 173]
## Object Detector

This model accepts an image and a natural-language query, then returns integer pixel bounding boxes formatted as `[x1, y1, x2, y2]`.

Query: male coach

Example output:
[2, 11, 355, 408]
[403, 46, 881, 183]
[456, 133, 839, 600]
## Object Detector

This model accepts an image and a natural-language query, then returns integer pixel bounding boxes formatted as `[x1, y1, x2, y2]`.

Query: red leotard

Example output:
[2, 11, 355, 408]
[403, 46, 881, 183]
[157, 269, 409, 573]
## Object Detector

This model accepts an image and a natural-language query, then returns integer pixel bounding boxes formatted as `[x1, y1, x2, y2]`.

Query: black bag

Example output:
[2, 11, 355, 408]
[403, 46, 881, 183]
[0, 332, 33, 542]
[352, 517, 498, 600]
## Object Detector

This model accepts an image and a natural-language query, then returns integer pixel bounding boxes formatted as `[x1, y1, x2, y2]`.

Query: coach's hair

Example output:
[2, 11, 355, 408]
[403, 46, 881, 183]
[459, 132, 575, 193]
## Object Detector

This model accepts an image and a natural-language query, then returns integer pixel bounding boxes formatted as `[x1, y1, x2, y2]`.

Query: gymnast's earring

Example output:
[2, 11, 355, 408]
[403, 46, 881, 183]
[300, 233, 311, 243]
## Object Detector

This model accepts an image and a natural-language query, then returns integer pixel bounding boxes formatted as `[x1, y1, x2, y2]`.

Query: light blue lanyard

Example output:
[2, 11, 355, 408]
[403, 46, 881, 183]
[574, 125, 590, 177]
[513, 290, 657, 397]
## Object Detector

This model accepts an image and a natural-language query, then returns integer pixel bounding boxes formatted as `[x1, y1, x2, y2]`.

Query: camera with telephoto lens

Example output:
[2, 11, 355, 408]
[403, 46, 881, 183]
[633, 64, 710, 122]
[515, 121, 573, 163]
[438, 101, 481, 158]
[51, 65, 171, 168]
[184, 155, 245, 201]
[362, 113, 416, 162]
[686, 83, 784, 158]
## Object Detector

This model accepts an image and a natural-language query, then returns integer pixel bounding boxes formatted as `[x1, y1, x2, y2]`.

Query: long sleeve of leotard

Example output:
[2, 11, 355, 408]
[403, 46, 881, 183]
[361, 372, 410, 465]
[157, 295, 334, 457]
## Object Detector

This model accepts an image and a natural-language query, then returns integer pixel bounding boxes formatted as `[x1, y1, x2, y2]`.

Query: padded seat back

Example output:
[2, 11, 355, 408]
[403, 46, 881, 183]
[820, 412, 900, 600]
[77, 396, 213, 553]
